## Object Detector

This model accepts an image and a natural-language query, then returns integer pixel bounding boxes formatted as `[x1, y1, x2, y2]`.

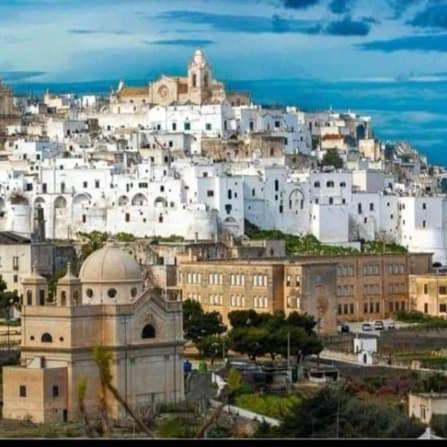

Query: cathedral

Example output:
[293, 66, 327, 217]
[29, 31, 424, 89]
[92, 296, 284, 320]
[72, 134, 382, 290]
[112, 49, 250, 107]
[2, 244, 184, 423]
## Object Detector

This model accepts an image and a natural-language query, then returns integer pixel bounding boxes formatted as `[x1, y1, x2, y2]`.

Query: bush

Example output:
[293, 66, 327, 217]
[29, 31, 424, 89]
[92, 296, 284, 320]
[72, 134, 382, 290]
[431, 414, 447, 438]
[157, 416, 197, 438]
[235, 393, 301, 419]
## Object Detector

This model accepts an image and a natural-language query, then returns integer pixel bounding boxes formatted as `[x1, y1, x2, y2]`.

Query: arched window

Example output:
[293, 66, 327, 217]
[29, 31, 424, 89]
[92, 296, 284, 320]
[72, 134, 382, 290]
[61, 291, 67, 306]
[73, 290, 79, 305]
[39, 290, 45, 306]
[41, 333, 53, 343]
[107, 288, 117, 298]
[141, 324, 156, 339]
[26, 290, 32, 306]
[192, 73, 197, 88]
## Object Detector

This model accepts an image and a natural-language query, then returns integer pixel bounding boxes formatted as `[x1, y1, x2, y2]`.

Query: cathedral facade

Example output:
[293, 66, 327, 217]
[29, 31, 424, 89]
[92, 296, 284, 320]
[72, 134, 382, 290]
[2, 244, 184, 423]
[113, 49, 250, 108]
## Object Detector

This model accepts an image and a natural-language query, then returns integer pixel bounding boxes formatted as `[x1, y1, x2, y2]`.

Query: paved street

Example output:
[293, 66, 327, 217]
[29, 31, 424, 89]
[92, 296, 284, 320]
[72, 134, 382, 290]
[342, 319, 416, 335]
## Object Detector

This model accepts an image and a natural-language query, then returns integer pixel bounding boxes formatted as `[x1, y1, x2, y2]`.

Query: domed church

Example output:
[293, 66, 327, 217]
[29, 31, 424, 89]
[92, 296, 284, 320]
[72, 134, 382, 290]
[2, 243, 184, 423]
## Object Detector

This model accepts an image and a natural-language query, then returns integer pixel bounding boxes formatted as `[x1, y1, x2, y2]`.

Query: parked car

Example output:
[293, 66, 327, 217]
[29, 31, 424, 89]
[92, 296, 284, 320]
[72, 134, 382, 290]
[361, 322, 373, 332]
[374, 320, 385, 331]
[387, 321, 396, 330]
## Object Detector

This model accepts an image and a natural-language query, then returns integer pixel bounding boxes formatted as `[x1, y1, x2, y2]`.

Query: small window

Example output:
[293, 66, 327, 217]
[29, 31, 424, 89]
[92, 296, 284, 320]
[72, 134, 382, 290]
[440, 286, 447, 295]
[424, 284, 428, 294]
[27, 290, 32, 305]
[41, 333, 53, 343]
[107, 289, 117, 298]
[131, 287, 138, 298]
[142, 324, 156, 339]
[207, 190, 214, 197]
[19, 385, 27, 397]
[440, 304, 447, 313]
[86, 289, 94, 298]
[52, 385, 59, 398]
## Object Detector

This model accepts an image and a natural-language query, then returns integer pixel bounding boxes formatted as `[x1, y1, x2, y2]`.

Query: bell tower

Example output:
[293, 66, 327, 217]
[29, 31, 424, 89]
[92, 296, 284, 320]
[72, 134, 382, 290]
[187, 49, 212, 104]
[56, 262, 81, 307]
[22, 262, 48, 307]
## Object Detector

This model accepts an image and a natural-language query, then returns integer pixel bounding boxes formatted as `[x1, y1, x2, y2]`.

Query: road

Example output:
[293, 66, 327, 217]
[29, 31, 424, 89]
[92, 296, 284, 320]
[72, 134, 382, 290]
[343, 319, 416, 336]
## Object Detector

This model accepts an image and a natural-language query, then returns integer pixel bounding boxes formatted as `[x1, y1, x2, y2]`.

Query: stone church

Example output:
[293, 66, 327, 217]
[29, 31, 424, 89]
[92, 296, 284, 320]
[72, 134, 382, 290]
[112, 49, 250, 107]
[2, 243, 184, 423]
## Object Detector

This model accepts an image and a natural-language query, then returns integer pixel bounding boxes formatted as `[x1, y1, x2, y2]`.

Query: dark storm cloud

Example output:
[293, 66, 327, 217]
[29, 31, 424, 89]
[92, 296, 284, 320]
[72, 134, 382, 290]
[359, 33, 447, 52]
[409, 1, 447, 29]
[326, 15, 371, 35]
[155, 10, 371, 36]
[329, 0, 355, 14]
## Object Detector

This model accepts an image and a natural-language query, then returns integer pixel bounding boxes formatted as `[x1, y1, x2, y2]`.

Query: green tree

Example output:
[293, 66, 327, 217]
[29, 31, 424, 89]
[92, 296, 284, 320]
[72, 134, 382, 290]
[0, 275, 20, 318]
[78, 231, 108, 262]
[278, 386, 425, 438]
[431, 414, 447, 438]
[183, 300, 226, 345]
[196, 335, 228, 364]
[321, 149, 343, 169]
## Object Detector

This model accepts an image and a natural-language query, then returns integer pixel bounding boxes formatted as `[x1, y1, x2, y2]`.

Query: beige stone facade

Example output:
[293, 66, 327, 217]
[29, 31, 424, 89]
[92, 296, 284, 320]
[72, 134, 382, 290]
[0, 81, 13, 117]
[113, 49, 250, 107]
[409, 274, 447, 317]
[178, 253, 432, 334]
[2, 244, 184, 424]
[409, 392, 447, 424]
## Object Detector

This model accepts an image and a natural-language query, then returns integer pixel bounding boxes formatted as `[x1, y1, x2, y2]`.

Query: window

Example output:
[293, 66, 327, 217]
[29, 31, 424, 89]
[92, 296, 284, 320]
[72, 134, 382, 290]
[275, 180, 279, 192]
[326, 181, 334, 188]
[172, 122, 177, 131]
[440, 287, 447, 295]
[83, 181, 88, 188]
[358, 204, 362, 215]
[424, 284, 428, 294]
[82, 215, 87, 223]
[369, 203, 374, 211]
[422, 220, 426, 228]
[125, 213, 130, 222]
[329, 198, 334, 205]
[228, 190, 232, 200]
[205, 123, 212, 131]
[131, 288, 138, 298]
[95, 180, 100, 188]
[107, 289, 117, 298]
[39, 290, 45, 305]
[13, 275, 18, 283]
[207, 190, 214, 197]
[286, 275, 291, 287]
[27, 290, 32, 306]
[20, 385, 27, 398]
[275, 120, 280, 128]
[422, 203, 427, 210]
[314, 181, 320, 188]
[184, 122, 191, 131]
[340, 182, 346, 188]
[86, 289, 94, 298]
[41, 333, 53, 343]
[141, 324, 156, 339]
[424, 303, 428, 313]
[440, 304, 447, 313]
[13, 256, 19, 270]
[52, 385, 59, 398]
[61, 291, 67, 306]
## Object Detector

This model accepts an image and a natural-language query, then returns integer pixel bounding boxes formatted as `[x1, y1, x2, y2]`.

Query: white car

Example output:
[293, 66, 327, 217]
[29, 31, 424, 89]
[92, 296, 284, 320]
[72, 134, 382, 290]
[361, 322, 373, 332]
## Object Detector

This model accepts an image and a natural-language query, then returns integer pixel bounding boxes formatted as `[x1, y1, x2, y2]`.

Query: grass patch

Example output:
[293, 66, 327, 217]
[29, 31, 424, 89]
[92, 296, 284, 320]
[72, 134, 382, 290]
[396, 311, 447, 329]
[234, 393, 301, 419]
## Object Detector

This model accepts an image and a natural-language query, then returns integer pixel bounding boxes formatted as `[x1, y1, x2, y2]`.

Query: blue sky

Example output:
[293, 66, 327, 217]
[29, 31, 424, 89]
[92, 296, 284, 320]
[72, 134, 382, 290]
[2, 0, 447, 83]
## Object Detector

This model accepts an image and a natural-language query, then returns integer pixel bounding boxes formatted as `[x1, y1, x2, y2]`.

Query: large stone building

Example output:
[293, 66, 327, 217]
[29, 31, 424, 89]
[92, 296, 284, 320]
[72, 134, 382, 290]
[409, 273, 447, 317]
[112, 49, 250, 107]
[178, 252, 433, 334]
[2, 244, 184, 423]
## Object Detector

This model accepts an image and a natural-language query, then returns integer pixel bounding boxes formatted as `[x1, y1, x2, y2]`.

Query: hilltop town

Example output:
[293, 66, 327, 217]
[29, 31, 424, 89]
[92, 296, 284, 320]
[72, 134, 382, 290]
[0, 49, 447, 439]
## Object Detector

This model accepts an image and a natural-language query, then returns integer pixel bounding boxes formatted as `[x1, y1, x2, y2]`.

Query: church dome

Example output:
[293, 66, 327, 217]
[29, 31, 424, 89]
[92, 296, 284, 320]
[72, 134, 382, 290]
[79, 243, 143, 283]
